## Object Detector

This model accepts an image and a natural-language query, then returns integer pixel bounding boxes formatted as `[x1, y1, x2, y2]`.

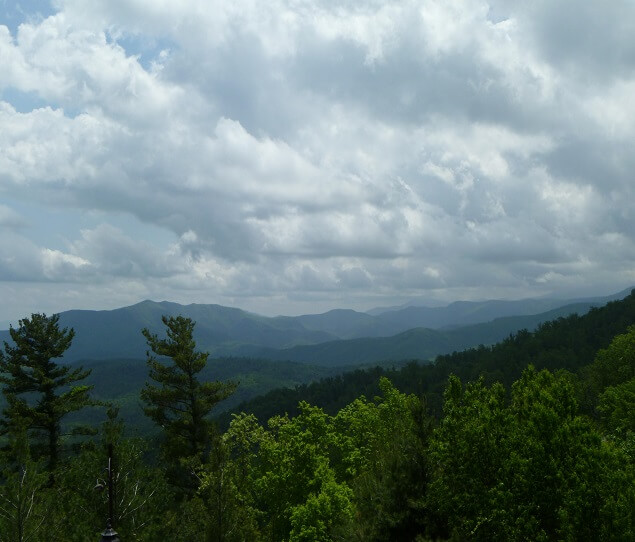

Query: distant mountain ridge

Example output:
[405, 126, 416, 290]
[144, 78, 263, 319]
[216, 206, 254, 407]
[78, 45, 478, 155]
[367, 291, 630, 326]
[0, 288, 631, 363]
[228, 301, 612, 365]
[222, 290, 635, 425]
[1, 289, 632, 433]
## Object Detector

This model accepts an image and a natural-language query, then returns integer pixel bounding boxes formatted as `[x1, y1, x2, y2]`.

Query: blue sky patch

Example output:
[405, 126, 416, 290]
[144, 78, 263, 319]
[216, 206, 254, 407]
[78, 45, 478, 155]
[0, 0, 55, 35]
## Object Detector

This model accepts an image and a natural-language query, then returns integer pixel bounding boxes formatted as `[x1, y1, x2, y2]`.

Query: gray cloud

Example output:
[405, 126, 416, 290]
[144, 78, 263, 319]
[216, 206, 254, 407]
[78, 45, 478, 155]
[0, 204, 26, 230]
[0, 0, 633, 322]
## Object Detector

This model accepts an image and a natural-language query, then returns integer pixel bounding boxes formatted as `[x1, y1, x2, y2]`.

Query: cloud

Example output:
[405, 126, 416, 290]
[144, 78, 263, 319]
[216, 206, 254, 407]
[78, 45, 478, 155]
[69, 223, 182, 278]
[516, 0, 635, 79]
[0, 0, 634, 322]
[0, 231, 89, 282]
[41, 248, 91, 279]
[0, 204, 26, 230]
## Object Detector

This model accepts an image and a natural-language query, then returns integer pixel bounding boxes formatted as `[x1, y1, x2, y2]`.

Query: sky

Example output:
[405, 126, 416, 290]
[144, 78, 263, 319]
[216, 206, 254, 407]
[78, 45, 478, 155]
[1, 0, 634, 326]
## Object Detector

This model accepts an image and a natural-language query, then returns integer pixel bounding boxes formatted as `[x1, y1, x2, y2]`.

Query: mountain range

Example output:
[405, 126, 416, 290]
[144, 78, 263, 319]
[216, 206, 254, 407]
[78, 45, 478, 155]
[2, 287, 632, 431]
[0, 288, 631, 365]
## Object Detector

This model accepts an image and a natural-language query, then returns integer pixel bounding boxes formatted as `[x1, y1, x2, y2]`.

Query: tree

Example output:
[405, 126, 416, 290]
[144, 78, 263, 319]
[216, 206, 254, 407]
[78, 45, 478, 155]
[598, 378, 635, 434]
[245, 403, 353, 541]
[0, 421, 50, 542]
[140, 315, 236, 491]
[428, 374, 511, 540]
[0, 313, 93, 474]
[334, 378, 433, 541]
[192, 413, 265, 542]
[428, 367, 631, 541]
[582, 324, 635, 414]
[53, 406, 172, 542]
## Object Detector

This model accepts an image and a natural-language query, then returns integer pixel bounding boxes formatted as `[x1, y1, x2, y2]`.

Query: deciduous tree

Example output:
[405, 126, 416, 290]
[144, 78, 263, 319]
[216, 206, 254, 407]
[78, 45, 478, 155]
[429, 367, 631, 541]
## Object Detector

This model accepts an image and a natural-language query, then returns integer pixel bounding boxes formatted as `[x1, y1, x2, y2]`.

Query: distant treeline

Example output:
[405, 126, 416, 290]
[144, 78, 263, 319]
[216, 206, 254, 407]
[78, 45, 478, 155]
[219, 289, 635, 426]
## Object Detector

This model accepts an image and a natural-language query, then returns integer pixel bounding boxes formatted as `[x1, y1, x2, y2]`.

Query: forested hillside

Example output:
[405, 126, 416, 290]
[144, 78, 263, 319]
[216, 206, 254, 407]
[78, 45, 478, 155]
[233, 300, 610, 365]
[0, 293, 633, 541]
[1, 289, 624, 362]
[222, 289, 635, 422]
[3, 294, 622, 437]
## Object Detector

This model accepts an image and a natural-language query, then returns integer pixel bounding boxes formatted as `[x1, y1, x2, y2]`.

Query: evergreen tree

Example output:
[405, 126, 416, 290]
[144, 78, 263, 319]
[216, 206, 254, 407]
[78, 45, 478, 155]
[0, 313, 93, 474]
[141, 315, 236, 491]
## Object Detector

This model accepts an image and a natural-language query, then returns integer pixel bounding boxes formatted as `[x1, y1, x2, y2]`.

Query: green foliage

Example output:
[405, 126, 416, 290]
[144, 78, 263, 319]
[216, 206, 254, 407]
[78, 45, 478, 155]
[581, 324, 635, 445]
[191, 430, 262, 542]
[196, 379, 433, 541]
[251, 403, 344, 540]
[0, 313, 93, 473]
[288, 479, 354, 542]
[0, 464, 49, 542]
[0, 423, 50, 542]
[429, 367, 632, 541]
[1, 295, 634, 540]
[218, 365, 410, 429]
[51, 406, 172, 541]
[587, 324, 635, 386]
[582, 324, 635, 413]
[209, 404, 356, 541]
[334, 378, 433, 540]
[597, 433, 635, 540]
[154, 496, 210, 542]
[598, 378, 635, 433]
[428, 375, 511, 540]
[141, 315, 236, 492]
[229, 290, 635, 423]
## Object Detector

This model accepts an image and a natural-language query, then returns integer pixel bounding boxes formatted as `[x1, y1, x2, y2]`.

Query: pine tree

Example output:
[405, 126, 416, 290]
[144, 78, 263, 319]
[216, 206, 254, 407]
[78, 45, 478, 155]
[0, 313, 93, 474]
[140, 315, 236, 491]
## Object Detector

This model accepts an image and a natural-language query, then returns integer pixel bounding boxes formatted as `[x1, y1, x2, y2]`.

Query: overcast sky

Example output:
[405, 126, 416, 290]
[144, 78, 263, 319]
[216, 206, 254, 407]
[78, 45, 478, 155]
[1, 0, 634, 325]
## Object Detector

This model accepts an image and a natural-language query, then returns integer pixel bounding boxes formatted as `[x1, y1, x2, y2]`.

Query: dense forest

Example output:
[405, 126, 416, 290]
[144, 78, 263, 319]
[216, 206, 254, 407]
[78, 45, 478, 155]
[0, 293, 634, 540]
[221, 289, 635, 423]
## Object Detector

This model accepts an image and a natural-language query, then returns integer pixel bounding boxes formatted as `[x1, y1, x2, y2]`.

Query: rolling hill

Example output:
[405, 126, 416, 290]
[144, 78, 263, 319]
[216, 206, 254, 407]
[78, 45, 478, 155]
[220, 289, 635, 426]
[1, 288, 630, 362]
[2, 289, 632, 433]
[228, 300, 621, 365]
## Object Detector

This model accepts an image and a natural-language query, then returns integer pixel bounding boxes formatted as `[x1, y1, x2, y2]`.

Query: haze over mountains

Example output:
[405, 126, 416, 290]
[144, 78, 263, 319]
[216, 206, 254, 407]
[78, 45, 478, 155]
[2, 288, 632, 433]
[1, 288, 630, 365]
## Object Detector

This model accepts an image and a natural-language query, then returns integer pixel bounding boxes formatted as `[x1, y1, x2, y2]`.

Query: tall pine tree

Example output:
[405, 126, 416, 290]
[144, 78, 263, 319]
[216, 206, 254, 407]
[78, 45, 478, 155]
[141, 315, 236, 492]
[0, 313, 93, 474]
